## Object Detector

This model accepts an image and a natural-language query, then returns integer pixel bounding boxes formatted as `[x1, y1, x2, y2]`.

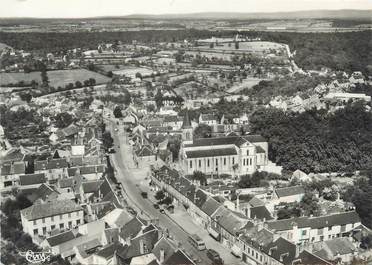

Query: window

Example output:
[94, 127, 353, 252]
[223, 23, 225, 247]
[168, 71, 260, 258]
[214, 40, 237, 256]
[246, 150, 249, 156]
[311, 237, 315, 242]
[42, 218, 45, 223]
[232, 157, 235, 164]
[33, 220, 37, 225]
[317, 228, 323, 235]
[51, 225, 55, 230]
[60, 223, 64, 229]
[243, 159, 246, 166]
[223, 158, 226, 165]
[328, 226, 332, 231]
[215, 159, 218, 166]
[77, 220, 81, 225]
[42, 227, 46, 234]
[260, 255, 262, 262]
[51, 216, 54, 222]
[33, 229, 38, 235]
[248, 247, 250, 254]
[320, 236, 324, 241]
[249, 158, 252, 165]
[255, 252, 258, 259]
[207, 159, 210, 167]
[189, 161, 192, 169]
[68, 221, 72, 228]
[302, 230, 307, 236]
[199, 160, 201, 167]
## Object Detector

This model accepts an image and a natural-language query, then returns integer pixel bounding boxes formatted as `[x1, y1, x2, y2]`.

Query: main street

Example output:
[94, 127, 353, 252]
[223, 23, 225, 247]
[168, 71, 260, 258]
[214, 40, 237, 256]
[106, 120, 213, 265]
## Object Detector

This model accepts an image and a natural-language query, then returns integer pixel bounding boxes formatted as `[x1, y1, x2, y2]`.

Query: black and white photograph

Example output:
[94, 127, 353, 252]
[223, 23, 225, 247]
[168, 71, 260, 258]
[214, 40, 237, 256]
[0, 1, 372, 264]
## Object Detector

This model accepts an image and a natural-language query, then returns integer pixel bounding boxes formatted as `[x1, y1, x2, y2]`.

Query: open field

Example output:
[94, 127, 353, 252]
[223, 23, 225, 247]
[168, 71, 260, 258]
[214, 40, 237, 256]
[0, 69, 111, 87]
[227, 77, 265, 93]
[112, 66, 154, 78]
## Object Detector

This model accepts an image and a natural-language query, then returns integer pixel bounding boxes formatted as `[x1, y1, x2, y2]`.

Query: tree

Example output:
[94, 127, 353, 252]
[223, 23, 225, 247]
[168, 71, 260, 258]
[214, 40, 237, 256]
[113, 106, 123, 118]
[135, 72, 142, 79]
[161, 197, 172, 205]
[19, 93, 32, 103]
[193, 124, 212, 139]
[102, 131, 114, 151]
[155, 90, 163, 109]
[155, 190, 165, 201]
[235, 41, 239, 49]
[54, 112, 74, 128]
[75, 81, 83, 88]
[191, 171, 207, 186]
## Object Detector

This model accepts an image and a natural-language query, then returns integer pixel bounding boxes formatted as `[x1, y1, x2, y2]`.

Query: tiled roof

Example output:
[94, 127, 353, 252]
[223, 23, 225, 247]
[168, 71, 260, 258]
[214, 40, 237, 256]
[82, 180, 104, 193]
[200, 113, 217, 121]
[119, 217, 145, 240]
[1, 162, 25, 175]
[256, 145, 266, 154]
[250, 205, 273, 221]
[1, 164, 11, 175]
[201, 197, 221, 217]
[266, 211, 361, 231]
[164, 250, 194, 265]
[46, 231, 76, 247]
[275, 186, 305, 198]
[294, 250, 332, 265]
[185, 147, 237, 158]
[19, 173, 46, 186]
[135, 146, 155, 157]
[262, 237, 297, 265]
[59, 178, 74, 188]
[185, 135, 266, 148]
[95, 243, 117, 259]
[152, 237, 176, 262]
[34, 158, 68, 171]
[21, 200, 82, 221]
[323, 237, 356, 256]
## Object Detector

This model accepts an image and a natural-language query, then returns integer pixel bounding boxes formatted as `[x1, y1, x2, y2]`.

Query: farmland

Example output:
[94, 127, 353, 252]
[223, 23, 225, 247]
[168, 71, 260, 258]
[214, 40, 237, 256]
[0, 69, 111, 87]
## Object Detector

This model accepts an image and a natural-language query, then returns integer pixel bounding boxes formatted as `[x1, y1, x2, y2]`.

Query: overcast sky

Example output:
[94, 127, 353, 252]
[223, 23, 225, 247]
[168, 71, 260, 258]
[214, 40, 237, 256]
[1, 0, 371, 18]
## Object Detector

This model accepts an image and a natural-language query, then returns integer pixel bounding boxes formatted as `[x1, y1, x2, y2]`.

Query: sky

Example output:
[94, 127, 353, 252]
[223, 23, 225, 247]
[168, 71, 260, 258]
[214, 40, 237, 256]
[1, 0, 371, 18]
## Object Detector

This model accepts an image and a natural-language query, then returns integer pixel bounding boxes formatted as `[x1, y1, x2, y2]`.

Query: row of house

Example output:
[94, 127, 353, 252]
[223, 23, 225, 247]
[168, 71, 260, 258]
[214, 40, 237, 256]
[151, 165, 366, 265]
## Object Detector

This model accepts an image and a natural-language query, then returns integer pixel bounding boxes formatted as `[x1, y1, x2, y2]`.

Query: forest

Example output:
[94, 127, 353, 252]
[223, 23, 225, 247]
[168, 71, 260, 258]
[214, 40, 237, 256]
[249, 102, 372, 173]
[0, 29, 371, 74]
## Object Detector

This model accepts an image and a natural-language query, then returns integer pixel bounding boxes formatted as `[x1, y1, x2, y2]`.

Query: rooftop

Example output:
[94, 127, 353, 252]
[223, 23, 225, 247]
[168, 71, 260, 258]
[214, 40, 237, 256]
[21, 200, 82, 221]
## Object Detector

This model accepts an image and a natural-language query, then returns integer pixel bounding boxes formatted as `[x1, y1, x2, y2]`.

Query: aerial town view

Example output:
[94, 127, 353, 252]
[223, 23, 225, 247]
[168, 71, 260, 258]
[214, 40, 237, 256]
[0, 0, 372, 265]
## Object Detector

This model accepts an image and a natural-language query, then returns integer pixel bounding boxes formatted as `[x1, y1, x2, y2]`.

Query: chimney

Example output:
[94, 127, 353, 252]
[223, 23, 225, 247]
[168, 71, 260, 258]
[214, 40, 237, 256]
[160, 249, 165, 264]
[139, 239, 145, 255]
[125, 236, 131, 246]
[269, 246, 277, 256]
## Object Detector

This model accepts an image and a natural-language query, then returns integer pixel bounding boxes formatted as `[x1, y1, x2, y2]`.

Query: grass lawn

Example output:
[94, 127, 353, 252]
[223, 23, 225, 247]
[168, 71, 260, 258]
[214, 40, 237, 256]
[0, 69, 111, 87]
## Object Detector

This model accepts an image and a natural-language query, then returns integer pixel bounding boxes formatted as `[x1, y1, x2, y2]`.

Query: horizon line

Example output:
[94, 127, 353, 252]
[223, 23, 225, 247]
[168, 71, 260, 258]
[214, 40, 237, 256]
[0, 8, 371, 20]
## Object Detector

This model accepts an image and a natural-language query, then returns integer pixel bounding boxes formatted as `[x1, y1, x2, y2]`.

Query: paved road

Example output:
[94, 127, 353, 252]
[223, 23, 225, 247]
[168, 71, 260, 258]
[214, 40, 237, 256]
[107, 121, 213, 265]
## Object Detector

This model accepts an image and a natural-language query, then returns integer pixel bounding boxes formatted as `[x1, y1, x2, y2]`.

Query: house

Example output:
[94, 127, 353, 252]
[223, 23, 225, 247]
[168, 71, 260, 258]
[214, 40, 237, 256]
[102, 208, 133, 229]
[19, 173, 47, 188]
[272, 186, 305, 205]
[312, 237, 357, 264]
[199, 113, 218, 126]
[21, 200, 84, 238]
[135, 145, 157, 165]
[180, 134, 268, 176]
[266, 211, 361, 245]
[41, 230, 77, 255]
[34, 158, 69, 181]
[0, 161, 26, 189]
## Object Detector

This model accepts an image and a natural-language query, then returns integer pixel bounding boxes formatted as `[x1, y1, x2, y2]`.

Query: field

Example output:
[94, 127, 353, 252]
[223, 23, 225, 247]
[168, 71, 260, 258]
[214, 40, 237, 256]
[112, 66, 154, 78]
[227, 77, 265, 93]
[47, 69, 110, 88]
[0, 69, 111, 87]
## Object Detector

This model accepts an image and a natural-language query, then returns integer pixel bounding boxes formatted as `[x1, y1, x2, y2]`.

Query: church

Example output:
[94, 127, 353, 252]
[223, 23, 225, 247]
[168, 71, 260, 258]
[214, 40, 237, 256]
[179, 111, 269, 177]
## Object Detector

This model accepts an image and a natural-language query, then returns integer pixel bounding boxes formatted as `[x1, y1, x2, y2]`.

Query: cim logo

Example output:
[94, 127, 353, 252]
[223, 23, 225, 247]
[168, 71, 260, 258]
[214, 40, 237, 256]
[19, 250, 51, 264]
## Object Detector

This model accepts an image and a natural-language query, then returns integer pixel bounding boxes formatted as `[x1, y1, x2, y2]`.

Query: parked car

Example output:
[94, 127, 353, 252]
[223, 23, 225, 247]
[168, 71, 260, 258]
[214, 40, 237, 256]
[153, 204, 160, 209]
[206, 249, 223, 265]
[141, 192, 148, 199]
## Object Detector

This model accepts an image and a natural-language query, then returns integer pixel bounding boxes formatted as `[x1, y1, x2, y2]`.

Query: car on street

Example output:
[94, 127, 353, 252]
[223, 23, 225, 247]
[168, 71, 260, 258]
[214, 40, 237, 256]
[153, 203, 159, 209]
[141, 192, 148, 198]
[206, 249, 223, 265]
